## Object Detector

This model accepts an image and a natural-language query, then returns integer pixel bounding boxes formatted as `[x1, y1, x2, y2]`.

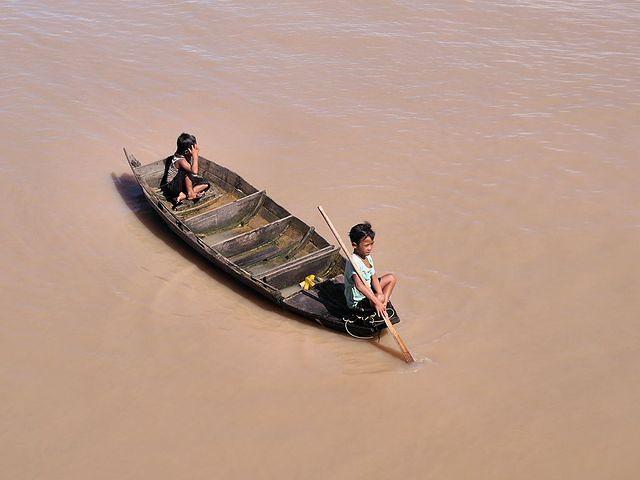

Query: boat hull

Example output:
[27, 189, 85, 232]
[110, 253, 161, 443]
[124, 149, 400, 337]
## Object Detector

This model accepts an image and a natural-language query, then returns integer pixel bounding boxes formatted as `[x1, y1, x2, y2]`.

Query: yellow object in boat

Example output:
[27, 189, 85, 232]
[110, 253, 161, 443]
[299, 274, 316, 290]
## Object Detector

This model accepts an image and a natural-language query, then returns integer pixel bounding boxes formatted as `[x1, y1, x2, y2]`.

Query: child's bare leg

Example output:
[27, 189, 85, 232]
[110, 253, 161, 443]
[370, 279, 388, 308]
[193, 184, 208, 194]
[184, 175, 195, 198]
[184, 175, 204, 200]
[184, 176, 207, 199]
[378, 274, 398, 304]
[171, 191, 187, 207]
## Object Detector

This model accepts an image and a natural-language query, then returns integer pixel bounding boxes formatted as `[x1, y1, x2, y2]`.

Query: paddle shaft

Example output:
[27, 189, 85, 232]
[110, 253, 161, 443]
[317, 206, 415, 363]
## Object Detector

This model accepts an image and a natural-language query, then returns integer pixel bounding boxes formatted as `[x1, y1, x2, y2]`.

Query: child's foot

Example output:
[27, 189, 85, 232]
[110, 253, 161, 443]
[187, 192, 204, 201]
[171, 193, 186, 209]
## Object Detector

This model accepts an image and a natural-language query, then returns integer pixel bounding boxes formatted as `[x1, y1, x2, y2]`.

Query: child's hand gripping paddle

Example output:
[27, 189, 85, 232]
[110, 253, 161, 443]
[317, 206, 415, 363]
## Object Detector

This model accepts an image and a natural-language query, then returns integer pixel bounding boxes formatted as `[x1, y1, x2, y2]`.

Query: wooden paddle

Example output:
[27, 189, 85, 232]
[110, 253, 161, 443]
[317, 206, 415, 363]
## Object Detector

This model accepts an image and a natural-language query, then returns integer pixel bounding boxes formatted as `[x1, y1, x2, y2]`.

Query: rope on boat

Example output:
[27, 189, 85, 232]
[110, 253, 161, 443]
[342, 307, 397, 340]
[343, 317, 375, 339]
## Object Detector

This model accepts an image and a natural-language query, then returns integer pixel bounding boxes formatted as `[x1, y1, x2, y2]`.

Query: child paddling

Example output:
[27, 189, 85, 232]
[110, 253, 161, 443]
[344, 222, 398, 319]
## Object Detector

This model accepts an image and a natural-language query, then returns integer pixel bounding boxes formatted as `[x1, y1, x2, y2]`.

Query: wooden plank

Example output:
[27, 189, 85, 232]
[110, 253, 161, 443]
[261, 247, 341, 291]
[200, 158, 259, 195]
[212, 216, 294, 257]
[259, 245, 336, 279]
[243, 224, 321, 276]
[232, 218, 313, 267]
[260, 195, 292, 221]
[184, 190, 266, 233]
[283, 225, 316, 259]
[174, 189, 249, 218]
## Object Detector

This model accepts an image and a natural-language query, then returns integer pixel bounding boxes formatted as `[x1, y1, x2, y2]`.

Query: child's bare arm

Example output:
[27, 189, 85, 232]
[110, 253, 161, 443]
[176, 144, 200, 174]
[189, 144, 199, 174]
[176, 158, 195, 173]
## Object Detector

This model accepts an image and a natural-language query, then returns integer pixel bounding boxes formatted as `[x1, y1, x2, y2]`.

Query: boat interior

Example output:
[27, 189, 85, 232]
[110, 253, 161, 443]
[134, 156, 345, 299]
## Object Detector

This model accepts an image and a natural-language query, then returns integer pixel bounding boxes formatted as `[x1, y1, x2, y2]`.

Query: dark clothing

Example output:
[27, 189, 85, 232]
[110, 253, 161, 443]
[160, 155, 210, 199]
[354, 297, 375, 314]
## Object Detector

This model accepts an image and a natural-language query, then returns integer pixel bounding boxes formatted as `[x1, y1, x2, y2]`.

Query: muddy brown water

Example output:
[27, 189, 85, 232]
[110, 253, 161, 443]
[1, 1, 639, 478]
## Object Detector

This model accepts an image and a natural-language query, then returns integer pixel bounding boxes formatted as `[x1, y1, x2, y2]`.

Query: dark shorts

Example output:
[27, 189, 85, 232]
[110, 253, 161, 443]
[163, 172, 210, 198]
[353, 297, 375, 313]
[349, 276, 386, 311]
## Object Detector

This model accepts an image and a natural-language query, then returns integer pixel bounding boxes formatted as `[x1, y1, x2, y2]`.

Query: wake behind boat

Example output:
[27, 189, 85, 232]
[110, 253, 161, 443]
[124, 149, 400, 338]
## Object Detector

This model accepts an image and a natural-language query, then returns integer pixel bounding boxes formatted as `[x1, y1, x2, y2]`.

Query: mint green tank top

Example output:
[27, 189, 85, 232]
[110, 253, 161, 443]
[344, 254, 375, 309]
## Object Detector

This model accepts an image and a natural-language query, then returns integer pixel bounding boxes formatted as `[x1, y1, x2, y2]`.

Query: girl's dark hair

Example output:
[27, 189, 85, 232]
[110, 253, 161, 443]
[349, 222, 375, 245]
[176, 132, 197, 155]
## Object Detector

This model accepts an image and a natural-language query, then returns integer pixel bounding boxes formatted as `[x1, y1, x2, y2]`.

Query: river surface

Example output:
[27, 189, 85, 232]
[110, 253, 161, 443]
[1, 1, 639, 478]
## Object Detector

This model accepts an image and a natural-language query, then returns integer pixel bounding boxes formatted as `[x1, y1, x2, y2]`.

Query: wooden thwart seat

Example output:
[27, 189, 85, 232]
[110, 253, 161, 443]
[258, 247, 342, 296]
[210, 216, 326, 275]
[186, 190, 266, 235]
[187, 192, 294, 245]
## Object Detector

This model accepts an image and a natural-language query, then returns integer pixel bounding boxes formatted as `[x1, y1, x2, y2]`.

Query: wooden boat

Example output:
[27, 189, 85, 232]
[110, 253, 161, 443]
[124, 149, 400, 338]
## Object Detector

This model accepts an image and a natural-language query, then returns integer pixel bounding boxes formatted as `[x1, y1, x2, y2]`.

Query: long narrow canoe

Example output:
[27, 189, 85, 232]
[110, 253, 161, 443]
[124, 150, 400, 338]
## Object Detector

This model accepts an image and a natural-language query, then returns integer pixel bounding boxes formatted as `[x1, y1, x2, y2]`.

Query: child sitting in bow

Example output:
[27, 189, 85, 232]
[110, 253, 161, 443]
[344, 222, 397, 318]
[162, 132, 210, 207]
